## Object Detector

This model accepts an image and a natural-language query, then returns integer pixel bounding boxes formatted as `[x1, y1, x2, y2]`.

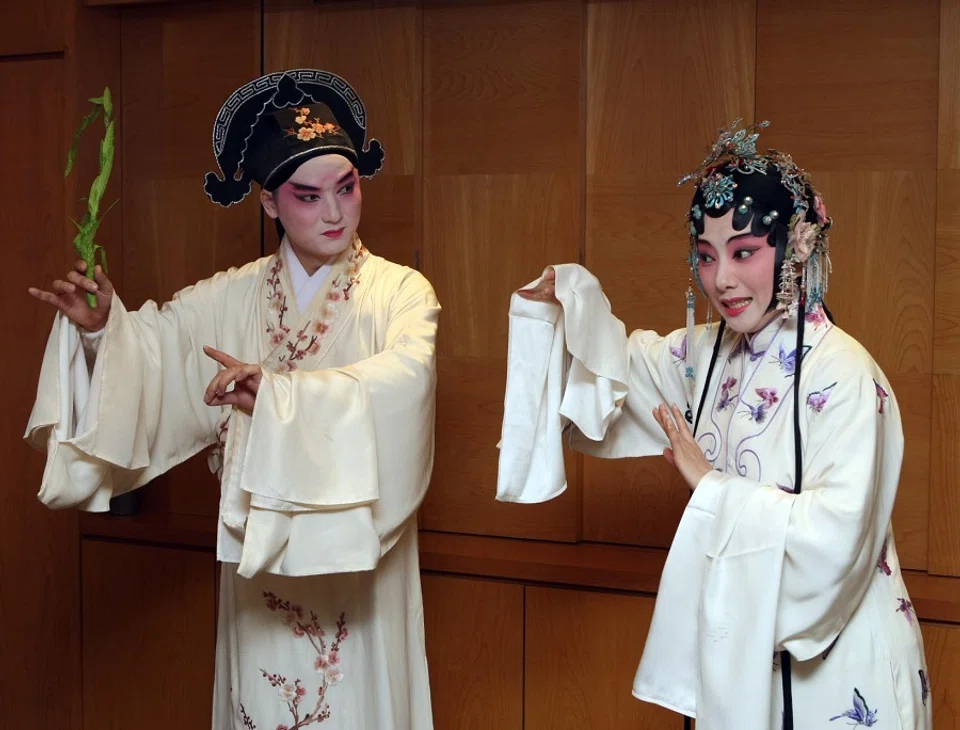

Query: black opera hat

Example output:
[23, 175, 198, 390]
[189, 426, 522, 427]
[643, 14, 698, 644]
[204, 69, 385, 207]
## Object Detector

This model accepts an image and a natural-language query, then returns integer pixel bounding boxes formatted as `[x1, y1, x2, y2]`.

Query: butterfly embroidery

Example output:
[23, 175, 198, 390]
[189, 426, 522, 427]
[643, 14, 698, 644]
[743, 387, 779, 423]
[670, 336, 687, 363]
[896, 597, 915, 624]
[830, 688, 878, 727]
[807, 382, 837, 413]
[877, 540, 892, 576]
[716, 376, 739, 411]
[772, 343, 812, 376]
[919, 669, 930, 706]
[874, 380, 889, 414]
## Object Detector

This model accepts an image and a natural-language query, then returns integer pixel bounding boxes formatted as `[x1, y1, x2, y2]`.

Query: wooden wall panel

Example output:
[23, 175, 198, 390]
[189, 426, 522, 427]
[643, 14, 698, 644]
[421, 357, 581, 541]
[941, 0, 960, 170]
[66, 0, 124, 288]
[757, 0, 939, 572]
[0, 0, 65, 57]
[422, 574, 523, 730]
[582, 0, 756, 548]
[931, 374, 960, 576]
[809, 172, 934, 379]
[2, 56, 80, 730]
[264, 0, 421, 269]
[119, 0, 261, 518]
[525, 587, 679, 729]
[756, 0, 938, 171]
[920, 621, 960, 728]
[82, 540, 216, 729]
[420, 0, 582, 541]
[933, 1, 960, 578]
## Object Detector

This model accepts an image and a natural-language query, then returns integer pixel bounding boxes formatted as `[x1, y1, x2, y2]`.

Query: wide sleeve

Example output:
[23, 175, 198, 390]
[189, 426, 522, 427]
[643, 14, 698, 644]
[496, 264, 629, 503]
[24, 276, 233, 512]
[691, 359, 900, 661]
[227, 269, 439, 579]
[497, 263, 702, 503]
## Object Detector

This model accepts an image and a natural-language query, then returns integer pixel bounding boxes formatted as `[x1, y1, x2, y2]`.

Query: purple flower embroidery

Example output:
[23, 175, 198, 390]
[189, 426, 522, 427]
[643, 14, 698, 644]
[830, 688, 878, 727]
[874, 380, 889, 414]
[807, 382, 837, 413]
[877, 540, 892, 576]
[919, 669, 930, 706]
[896, 598, 915, 624]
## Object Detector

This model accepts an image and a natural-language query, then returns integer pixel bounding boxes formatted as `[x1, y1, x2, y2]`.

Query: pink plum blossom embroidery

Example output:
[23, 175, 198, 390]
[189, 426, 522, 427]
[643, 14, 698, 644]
[238, 592, 350, 729]
[265, 239, 367, 371]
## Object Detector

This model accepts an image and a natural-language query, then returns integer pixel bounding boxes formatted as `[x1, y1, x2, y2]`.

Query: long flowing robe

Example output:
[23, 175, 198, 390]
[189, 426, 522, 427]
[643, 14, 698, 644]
[497, 263, 931, 730]
[25, 237, 439, 730]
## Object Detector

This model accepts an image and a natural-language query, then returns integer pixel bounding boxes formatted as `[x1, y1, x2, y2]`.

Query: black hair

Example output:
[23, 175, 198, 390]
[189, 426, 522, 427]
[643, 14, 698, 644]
[689, 166, 820, 313]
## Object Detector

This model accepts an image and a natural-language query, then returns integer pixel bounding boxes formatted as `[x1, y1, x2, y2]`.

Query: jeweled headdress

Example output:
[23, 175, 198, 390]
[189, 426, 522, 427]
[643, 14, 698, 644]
[678, 119, 832, 318]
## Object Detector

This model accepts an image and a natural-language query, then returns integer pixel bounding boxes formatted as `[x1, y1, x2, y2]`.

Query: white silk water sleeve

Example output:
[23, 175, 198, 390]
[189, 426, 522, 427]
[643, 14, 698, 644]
[25, 274, 236, 512]
[497, 264, 629, 504]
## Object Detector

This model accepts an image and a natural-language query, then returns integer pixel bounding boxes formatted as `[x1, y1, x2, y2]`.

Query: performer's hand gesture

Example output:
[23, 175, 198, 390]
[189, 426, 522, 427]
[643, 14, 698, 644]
[203, 346, 262, 415]
[516, 266, 558, 303]
[653, 403, 713, 490]
[28, 260, 113, 332]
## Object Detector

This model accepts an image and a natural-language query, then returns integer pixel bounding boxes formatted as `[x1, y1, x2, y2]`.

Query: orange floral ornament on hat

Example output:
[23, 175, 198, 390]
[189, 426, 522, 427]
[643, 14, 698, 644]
[287, 107, 340, 142]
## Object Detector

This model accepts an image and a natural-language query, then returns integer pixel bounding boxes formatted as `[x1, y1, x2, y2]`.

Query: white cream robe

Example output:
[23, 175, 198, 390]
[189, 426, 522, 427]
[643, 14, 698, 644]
[498, 264, 931, 730]
[25, 237, 439, 730]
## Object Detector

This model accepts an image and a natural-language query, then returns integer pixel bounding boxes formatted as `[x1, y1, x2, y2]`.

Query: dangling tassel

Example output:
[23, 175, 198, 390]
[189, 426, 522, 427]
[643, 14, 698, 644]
[685, 286, 696, 379]
[776, 256, 798, 318]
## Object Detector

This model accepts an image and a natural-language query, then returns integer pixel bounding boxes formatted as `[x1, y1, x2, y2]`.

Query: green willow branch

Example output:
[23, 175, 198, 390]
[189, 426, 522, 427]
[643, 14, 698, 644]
[65, 87, 115, 308]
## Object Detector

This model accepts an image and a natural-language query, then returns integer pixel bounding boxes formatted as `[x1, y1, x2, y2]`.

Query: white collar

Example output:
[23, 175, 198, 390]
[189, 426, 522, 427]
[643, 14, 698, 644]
[282, 239, 332, 313]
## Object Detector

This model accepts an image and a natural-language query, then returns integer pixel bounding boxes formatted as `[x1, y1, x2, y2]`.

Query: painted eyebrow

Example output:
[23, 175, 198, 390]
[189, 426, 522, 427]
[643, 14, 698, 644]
[288, 170, 355, 192]
[696, 232, 756, 246]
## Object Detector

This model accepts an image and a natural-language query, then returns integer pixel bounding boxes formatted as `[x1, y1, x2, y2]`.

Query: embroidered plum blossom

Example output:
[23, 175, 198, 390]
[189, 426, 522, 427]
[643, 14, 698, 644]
[266, 238, 367, 371]
[240, 593, 350, 729]
[239, 703, 257, 729]
[287, 107, 340, 142]
[279, 683, 298, 703]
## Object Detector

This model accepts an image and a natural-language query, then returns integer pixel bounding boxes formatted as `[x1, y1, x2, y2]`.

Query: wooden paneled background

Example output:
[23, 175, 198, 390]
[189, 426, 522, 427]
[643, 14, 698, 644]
[3, 0, 959, 727]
